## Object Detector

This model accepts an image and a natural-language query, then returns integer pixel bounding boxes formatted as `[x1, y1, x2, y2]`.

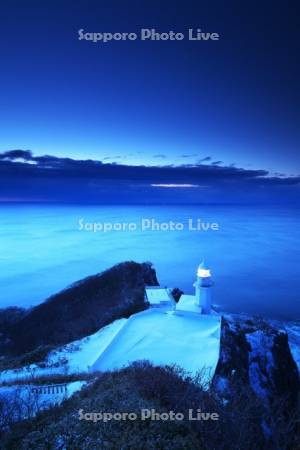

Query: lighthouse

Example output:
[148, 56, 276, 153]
[193, 262, 213, 314]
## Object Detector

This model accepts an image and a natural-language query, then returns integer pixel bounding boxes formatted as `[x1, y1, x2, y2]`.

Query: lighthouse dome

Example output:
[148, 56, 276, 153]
[197, 261, 211, 278]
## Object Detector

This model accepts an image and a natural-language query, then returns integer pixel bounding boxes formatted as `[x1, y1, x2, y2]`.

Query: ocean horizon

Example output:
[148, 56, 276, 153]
[0, 203, 299, 320]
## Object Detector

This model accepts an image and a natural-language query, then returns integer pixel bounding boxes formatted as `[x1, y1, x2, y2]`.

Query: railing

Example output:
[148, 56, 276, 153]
[30, 383, 68, 395]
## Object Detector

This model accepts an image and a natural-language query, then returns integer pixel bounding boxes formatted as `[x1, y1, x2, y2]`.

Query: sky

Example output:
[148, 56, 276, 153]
[0, 0, 299, 203]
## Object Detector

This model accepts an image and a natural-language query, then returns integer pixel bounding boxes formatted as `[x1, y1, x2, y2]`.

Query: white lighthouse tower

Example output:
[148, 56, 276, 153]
[193, 262, 213, 314]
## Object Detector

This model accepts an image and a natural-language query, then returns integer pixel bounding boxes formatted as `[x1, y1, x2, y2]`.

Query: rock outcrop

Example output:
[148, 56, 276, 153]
[214, 314, 300, 446]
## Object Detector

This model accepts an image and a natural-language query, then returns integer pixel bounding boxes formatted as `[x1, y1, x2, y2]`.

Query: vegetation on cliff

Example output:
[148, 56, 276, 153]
[1, 362, 299, 450]
[1, 262, 157, 362]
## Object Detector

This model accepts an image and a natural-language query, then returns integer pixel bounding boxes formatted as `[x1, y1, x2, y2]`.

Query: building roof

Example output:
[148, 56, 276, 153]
[145, 287, 173, 305]
[176, 294, 202, 314]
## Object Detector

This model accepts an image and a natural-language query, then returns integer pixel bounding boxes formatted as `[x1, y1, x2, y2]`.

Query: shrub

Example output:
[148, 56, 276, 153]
[2, 363, 298, 449]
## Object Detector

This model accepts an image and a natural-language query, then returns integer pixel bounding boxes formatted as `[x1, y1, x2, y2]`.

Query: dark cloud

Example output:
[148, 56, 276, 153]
[0, 149, 34, 160]
[103, 156, 122, 161]
[211, 161, 223, 166]
[199, 156, 212, 162]
[153, 154, 167, 159]
[180, 154, 197, 158]
[0, 150, 299, 204]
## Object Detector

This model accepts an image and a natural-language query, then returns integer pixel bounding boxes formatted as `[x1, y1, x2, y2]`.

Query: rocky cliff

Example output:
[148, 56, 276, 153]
[214, 313, 299, 447]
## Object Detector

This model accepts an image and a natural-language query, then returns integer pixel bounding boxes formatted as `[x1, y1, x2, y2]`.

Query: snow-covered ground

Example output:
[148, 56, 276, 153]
[1, 312, 297, 391]
[0, 310, 221, 384]
[92, 309, 221, 380]
[0, 319, 127, 384]
[48, 318, 127, 373]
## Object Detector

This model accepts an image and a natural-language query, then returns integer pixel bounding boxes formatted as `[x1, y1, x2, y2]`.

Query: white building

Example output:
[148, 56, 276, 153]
[146, 262, 213, 315]
[145, 286, 175, 308]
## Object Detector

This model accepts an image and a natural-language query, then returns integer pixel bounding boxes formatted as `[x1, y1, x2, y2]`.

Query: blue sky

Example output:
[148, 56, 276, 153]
[0, 0, 299, 202]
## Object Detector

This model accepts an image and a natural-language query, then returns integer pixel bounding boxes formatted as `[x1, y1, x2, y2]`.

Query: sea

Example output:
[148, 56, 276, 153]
[0, 203, 299, 320]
